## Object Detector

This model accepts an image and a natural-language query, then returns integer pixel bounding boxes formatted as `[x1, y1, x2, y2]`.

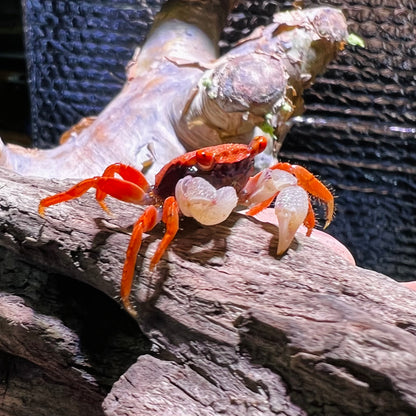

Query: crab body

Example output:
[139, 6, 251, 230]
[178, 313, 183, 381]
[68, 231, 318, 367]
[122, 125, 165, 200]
[153, 142, 258, 200]
[39, 136, 334, 315]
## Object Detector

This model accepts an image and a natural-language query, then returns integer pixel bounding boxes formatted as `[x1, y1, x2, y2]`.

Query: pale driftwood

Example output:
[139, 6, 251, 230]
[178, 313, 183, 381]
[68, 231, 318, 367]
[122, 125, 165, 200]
[1, 168, 416, 415]
[0, 4, 347, 180]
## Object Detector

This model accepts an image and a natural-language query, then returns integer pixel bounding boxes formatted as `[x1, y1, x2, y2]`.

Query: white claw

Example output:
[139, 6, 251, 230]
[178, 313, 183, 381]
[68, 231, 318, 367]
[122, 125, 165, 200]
[175, 176, 238, 226]
[274, 185, 309, 255]
[244, 168, 297, 206]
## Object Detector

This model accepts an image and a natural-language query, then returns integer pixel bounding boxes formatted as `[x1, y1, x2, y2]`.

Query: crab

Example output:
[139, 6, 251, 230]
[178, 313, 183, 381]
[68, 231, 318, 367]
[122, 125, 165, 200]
[39, 136, 334, 314]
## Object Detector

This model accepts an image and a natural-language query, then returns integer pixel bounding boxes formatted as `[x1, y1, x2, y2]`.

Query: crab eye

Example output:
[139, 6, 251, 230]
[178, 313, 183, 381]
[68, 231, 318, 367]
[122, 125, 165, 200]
[196, 150, 215, 170]
[249, 136, 268, 156]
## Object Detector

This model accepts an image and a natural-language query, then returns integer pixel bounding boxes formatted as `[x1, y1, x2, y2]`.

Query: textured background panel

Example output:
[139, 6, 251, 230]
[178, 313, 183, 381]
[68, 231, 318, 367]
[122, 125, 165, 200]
[277, 0, 416, 280]
[224, 1, 416, 280]
[23, 0, 163, 147]
[22, 0, 416, 281]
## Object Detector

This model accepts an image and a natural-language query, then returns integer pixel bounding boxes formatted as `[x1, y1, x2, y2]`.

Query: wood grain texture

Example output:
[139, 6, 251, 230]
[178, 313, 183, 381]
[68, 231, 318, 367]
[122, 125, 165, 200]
[1, 167, 416, 415]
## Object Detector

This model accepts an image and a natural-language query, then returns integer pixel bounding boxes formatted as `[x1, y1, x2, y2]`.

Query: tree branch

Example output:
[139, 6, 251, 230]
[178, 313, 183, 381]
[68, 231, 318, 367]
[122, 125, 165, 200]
[177, 7, 348, 157]
[0, 5, 347, 180]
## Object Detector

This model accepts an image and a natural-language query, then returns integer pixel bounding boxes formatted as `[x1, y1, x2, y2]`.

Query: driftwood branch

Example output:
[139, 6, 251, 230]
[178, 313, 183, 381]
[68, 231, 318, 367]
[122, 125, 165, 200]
[176, 6, 348, 156]
[0, 4, 347, 180]
[1, 168, 416, 415]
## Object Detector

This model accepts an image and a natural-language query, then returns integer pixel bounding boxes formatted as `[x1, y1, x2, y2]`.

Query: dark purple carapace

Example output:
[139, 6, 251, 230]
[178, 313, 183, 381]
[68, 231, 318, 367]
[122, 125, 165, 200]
[153, 149, 256, 200]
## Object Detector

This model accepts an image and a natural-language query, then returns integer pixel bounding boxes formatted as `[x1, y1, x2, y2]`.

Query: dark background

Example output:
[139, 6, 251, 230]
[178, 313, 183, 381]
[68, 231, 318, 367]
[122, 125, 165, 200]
[1, 0, 415, 281]
[0, 0, 30, 145]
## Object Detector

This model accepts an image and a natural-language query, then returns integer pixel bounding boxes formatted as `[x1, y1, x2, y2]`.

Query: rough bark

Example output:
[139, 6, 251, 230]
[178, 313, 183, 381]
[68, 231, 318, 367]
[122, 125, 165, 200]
[1, 168, 416, 415]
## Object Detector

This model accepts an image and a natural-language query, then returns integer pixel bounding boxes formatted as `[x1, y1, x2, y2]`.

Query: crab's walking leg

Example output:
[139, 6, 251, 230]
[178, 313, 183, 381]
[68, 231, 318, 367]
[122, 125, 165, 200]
[120, 205, 159, 315]
[304, 201, 316, 236]
[120, 197, 179, 314]
[271, 162, 334, 227]
[150, 196, 179, 270]
[38, 177, 147, 216]
[95, 163, 150, 213]
[246, 195, 276, 216]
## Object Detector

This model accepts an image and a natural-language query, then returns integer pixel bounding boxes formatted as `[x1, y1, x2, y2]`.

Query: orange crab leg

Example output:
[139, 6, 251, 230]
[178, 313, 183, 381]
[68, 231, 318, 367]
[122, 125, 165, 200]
[100, 163, 149, 188]
[120, 205, 159, 314]
[246, 195, 276, 216]
[96, 163, 149, 212]
[120, 196, 179, 313]
[270, 162, 334, 228]
[150, 196, 179, 270]
[38, 177, 147, 216]
[304, 200, 316, 236]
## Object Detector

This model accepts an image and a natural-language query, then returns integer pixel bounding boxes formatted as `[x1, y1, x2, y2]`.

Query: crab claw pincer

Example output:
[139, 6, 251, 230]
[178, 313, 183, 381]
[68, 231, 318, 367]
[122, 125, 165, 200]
[175, 176, 238, 225]
[243, 168, 298, 205]
[274, 185, 309, 255]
